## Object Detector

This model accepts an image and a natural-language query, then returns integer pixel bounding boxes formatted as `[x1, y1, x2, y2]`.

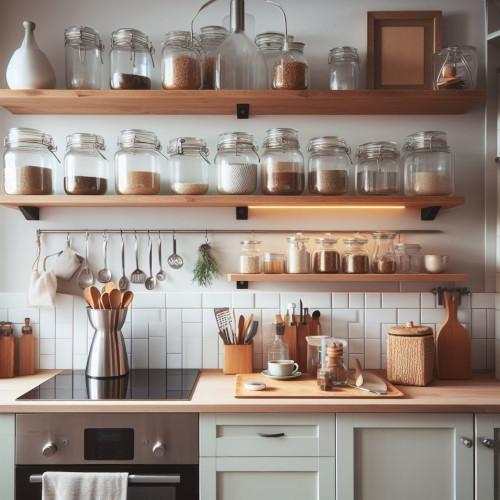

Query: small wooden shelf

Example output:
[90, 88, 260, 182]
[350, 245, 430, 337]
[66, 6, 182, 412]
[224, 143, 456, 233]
[0, 89, 485, 115]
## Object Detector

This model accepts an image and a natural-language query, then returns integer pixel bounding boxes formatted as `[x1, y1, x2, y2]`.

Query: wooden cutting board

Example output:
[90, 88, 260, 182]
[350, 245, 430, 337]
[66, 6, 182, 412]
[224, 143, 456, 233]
[235, 372, 404, 399]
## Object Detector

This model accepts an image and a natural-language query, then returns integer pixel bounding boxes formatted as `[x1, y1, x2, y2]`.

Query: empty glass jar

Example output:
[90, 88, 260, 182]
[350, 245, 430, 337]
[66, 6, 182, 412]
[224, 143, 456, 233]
[239, 240, 262, 274]
[168, 137, 210, 195]
[272, 40, 309, 90]
[355, 142, 400, 195]
[312, 235, 341, 274]
[395, 243, 423, 273]
[64, 26, 104, 89]
[308, 136, 351, 195]
[261, 128, 304, 195]
[64, 133, 108, 195]
[342, 238, 369, 274]
[110, 28, 154, 89]
[287, 233, 311, 273]
[3, 128, 58, 195]
[200, 26, 228, 89]
[403, 131, 454, 196]
[433, 46, 478, 90]
[115, 130, 163, 195]
[372, 232, 397, 274]
[328, 46, 360, 90]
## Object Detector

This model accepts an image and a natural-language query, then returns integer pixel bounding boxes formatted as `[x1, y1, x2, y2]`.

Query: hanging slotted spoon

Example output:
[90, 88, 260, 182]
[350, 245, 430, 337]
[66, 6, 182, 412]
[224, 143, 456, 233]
[77, 232, 95, 289]
[118, 231, 130, 292]
[130, 231, 146, 284]
[167, 231, 184, 269]
[156, 231, 167, 281]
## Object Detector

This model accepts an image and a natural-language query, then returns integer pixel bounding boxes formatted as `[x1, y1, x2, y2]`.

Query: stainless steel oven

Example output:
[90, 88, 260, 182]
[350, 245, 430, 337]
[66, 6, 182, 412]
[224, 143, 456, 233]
[15, 413, 198, 500]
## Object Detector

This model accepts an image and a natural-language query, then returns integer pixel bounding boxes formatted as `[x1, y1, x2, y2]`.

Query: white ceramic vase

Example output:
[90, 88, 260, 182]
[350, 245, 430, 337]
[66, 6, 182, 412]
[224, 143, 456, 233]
[6, 20, 56, 89]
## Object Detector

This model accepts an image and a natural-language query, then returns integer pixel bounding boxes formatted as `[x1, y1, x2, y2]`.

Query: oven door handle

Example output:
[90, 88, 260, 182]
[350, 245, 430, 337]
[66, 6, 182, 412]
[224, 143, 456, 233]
[29, 474, 181, 484]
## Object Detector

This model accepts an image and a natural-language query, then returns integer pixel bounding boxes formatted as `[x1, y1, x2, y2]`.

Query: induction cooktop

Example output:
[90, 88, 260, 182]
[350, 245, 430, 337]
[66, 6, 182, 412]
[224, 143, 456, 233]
[17, 369, 200, 401]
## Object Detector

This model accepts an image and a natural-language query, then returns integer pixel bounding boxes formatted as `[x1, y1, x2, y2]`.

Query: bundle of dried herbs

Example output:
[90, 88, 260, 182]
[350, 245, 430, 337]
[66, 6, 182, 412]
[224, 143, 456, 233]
[192, 241, 220, 287]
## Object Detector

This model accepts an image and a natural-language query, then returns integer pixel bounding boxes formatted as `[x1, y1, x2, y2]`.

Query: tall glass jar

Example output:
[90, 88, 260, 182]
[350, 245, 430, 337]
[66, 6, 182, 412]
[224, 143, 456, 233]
[200, 26, 228, 89]
[312, 235, 341, 274]
[261, 128, 304, 195]
[433, 46, 478, 90]
[328, 46, 360, 90]
[3, 128, 58, 195]
[215, 132, 258, 194]
[403, 131, 454, 196]
[287, 233, 311, 273]
[272, 41, 309, 90]
[308, 136, 351, 195]
[168, 137, 210, 195]
[64, 26, 104, 89]
[239, 240, 262, 274]
[255, 31, 285, 88]
[372, 232, 397, 274]
[395, 243, 423, 273]
[355, 142, 400, 195]
[64, 133, 108, 195]
[110, 28, 154, 89]
[115, 130, 163, 195]
[342, 238, 370, 274]
[161, 31, 202, 90]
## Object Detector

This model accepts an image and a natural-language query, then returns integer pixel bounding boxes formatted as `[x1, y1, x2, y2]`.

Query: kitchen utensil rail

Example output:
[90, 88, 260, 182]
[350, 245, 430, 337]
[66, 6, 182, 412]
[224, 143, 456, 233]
[29, 474, 181, 484]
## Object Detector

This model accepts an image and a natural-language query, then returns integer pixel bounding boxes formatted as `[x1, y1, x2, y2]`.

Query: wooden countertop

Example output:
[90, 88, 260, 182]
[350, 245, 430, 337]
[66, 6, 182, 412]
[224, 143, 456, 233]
[1, 370, 500, 413]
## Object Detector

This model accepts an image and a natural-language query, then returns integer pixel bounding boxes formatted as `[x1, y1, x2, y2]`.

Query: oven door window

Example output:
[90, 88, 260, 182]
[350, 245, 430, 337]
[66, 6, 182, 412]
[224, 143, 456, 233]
[128, 486, 176, 500]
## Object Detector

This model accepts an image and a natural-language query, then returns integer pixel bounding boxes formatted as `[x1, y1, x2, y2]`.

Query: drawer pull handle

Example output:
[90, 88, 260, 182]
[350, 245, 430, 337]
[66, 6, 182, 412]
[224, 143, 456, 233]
[258, 432, 285, 438]
[460, 437, 473, 448]
[480, 438, 495, 449]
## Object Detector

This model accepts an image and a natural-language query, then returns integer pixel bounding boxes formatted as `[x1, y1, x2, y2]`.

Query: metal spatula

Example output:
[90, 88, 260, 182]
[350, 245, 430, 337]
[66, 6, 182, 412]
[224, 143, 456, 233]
[214, 307, 235, 344]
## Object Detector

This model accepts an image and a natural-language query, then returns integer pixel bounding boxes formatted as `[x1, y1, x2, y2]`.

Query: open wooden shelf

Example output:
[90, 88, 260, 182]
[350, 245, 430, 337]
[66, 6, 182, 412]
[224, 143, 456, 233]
[0, 89, 485, 115]
[0, 194, 465, 221]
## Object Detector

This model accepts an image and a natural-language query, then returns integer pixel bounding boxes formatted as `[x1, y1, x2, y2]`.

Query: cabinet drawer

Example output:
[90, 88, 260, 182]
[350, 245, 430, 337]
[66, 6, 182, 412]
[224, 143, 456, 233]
[200, 414, 335, 457]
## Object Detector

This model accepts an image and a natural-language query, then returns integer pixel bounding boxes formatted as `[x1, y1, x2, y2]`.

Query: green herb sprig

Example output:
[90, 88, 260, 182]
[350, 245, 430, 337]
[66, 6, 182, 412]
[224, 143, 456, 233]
[192, 242, 220, 287]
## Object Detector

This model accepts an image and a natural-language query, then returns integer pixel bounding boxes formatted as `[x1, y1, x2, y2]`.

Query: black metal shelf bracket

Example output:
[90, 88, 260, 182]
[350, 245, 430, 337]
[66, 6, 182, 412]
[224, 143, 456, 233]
[421, 206, 441, 221]
[236, 280, 249, 290]
[19, 206, 40, 221]
[235, 206, 249, 220]
[236, 103, 250, 119]
[432, 287, 470, 306]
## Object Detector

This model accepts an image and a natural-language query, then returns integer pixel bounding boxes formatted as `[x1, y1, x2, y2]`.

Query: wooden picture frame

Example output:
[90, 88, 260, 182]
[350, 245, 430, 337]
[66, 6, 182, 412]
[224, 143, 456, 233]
[367, 11, 442, 89]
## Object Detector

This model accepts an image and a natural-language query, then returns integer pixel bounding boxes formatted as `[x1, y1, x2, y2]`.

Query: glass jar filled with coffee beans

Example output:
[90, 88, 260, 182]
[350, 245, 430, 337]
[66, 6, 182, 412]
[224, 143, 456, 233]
[261, 128, 305, 195]
[372, 232, 397, 274]
[312, 234, 341, 273]
[342, 238, 370, 274]
[200, 25, 228, 89]
[273, 40, 309, 90]
[110, 28, 154, 89]
[64, 133, 108, 195]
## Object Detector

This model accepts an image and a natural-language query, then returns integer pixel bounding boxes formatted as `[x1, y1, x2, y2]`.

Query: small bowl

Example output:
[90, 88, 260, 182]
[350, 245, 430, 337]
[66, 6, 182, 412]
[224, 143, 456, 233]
[424, 255, 448, 274]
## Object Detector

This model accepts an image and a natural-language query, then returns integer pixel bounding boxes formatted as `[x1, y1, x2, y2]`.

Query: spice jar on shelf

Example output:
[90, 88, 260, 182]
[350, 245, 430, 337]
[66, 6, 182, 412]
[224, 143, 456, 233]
[263, 253, 286, 274]
[355, 141, 400, 195]
[255, 31, 285, 88]
[64, 133, 108, 195]
[403, 131, 454, 196]
[308, 136, 351, 195]
[312, 234, 341, 274]
[342, 238, 370, 274]
[168, 137, 210, 195]
[239, 240, 262, 274]
[328, 46, 360, 90]
[110, 28, 154, 89]
[433, 46, 478, 90]
[395, 243, 423, 273]
[215, 132, 258, 194]
[3, 127, 58, 195]
[273, 40, 309, 90]
[287, 233, 311, 273]
[372, 232, 397, 274]
[64, 26, 104, 89]
[200, 25, 228, 89]
[115, 129, 163, 195]
[261, 128, 305, 195]
[161, 30, 202, 90]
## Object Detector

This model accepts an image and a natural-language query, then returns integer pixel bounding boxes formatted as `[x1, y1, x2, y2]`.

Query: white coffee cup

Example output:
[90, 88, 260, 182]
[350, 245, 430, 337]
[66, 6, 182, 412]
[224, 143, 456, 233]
[268, 360, 299, 377]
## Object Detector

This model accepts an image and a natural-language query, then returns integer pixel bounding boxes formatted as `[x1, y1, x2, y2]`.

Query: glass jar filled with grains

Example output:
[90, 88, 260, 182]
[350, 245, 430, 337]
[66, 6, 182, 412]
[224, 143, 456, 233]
[328, 46, 360, 90]
[200, 25, 228, 89]
[115, 129, 163, 195]
[395, 243, 423, 273]
[261, 128, 304, 195]
[3, 128, 58, 195]
[64, 26, 104, 89]
[308, 136, 351, 195]
[161, 31, 202, 90]
[403, 131, 454, 196]
[273, 40, 309, 90]
[287, 233, 311, 274]
[372, 232, 397, 274]
[168, 137, 210, 195]
[312, 234, 341, 274]
[255, 31, 285, 88]
[263, 253, 286, 274]
[355, 141, 400, 195]
[110, 28, 154, 89]
[342, 238, 370, 274]
[64, 133, 108, 195]
[239, 240, 262, 274]
[215, 132, 258, 195]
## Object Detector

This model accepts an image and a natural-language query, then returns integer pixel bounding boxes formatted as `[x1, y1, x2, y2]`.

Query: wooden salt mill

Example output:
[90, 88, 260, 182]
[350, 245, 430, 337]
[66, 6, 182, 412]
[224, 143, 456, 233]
[18, 318, 36, 376]
[327, 341, 347, 386]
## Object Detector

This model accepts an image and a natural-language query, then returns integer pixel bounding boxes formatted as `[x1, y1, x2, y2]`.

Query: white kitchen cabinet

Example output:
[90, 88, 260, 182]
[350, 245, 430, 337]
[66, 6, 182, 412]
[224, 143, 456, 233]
[475, 414, 500, 500]
[336, 413, 474, 500]
[0, 415, 15, 500]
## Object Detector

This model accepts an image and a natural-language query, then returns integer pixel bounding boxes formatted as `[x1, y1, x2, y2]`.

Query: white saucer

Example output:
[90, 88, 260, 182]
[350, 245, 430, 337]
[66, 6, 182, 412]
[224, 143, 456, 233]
[261, 370, 302, 380]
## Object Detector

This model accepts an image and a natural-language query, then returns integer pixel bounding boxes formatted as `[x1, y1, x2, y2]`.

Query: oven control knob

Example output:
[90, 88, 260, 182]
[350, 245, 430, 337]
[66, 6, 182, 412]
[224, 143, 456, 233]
[152, 441, 166, 457]
[42, 442, 58, 457]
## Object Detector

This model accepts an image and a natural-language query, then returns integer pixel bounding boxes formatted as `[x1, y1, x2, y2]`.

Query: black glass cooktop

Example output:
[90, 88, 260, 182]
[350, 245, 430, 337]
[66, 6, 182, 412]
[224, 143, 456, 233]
[17, 369, 200, 401]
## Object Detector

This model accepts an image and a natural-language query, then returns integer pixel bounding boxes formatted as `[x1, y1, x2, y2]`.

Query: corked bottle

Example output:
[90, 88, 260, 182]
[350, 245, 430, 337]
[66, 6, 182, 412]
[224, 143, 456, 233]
[18, 318, 36, 376]
[0, 322, 15, 378]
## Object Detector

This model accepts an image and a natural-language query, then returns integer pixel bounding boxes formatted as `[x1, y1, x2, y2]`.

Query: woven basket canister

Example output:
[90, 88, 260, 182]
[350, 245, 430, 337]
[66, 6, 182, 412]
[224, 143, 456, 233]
[387, 321, 434, 386]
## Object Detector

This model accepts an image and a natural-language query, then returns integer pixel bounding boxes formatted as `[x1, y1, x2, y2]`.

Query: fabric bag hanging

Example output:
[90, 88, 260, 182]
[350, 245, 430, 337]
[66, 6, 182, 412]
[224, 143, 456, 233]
[50, 234, 83, 280]
[28, 234, 57, 309]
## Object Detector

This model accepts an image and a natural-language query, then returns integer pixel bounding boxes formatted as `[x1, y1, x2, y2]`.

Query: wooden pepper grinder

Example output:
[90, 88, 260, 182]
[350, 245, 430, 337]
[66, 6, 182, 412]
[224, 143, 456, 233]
[0, 322, 15, 378]
[18, 318, 36, 376]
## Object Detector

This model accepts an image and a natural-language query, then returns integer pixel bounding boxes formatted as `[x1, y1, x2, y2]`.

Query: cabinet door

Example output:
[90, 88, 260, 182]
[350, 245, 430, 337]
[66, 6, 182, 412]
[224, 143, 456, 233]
[200, 456, 335, 500]
[476, 414, 500, 500]
[0, 415, 15, 500]
[337, 413, 473, 500]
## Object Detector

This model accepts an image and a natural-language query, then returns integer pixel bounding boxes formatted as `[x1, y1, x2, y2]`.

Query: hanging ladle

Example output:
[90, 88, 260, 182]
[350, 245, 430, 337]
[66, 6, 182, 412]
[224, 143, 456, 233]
[167, 231, 184, 269]
[97, 232, 112, 284]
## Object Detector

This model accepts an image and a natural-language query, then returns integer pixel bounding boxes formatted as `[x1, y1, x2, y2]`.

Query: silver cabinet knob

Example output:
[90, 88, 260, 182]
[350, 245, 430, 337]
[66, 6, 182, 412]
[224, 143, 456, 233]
[460, 437, 473, 448]
[480, 438, 495, 449]
[42, 442, 58, 457]
[152, 441, 166, 457]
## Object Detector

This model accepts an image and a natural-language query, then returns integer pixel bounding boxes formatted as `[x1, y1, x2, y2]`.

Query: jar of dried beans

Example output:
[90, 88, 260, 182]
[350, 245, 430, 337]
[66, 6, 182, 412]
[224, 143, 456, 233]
[115, 129, 163, 195]
[312, 235, 341, 274]
[328, 46, 360, 90]
[168, 137, 210, 195]
[342, 238, 370, 274]
[161, 31, 202, 90]
[308, 136, 351, 195]
[200, 25, 228, 89]
[239, 240, 262, 274]
[64, 133, 108, 195]
[110, 28, 154, 90]
[272, 40, 309, 90]
[261, 128, 305, 195]
[3, 127, 58, 195]
[372, 232, 397, 274]
[402, 131, 454, 196]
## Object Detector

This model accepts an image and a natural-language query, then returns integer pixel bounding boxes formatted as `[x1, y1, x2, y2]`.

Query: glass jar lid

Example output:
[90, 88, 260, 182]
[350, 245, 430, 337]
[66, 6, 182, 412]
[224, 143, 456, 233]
[111, 28, 154, 53]
[4, 127, 57, 151]
[315, 233, 338, 244]
[287, 232, 309, 243]
[163, 30, 200, 49]
[263, 252, 286, 262]
[64, 25, 103, 49]
[307, 136, 351, 155]
[343, 238, 368, 245]
[372, 231, 396, 240]
[395, 243, 421, 251]
[200, 25, 228, 44]
[240, 239, 262, 246]
[263, 128, 300, 149]
[255, 31, 285, 50]
[328, 46, 359, 63]
[289, 41, 305, 53]
[66, 133, 105, 151]
[357, 141, 399, 160]
[217, 132, 257, 152]
[167, 137, 209, 160]
[402, 131, 450, 153]
[118, 129, 161, 150]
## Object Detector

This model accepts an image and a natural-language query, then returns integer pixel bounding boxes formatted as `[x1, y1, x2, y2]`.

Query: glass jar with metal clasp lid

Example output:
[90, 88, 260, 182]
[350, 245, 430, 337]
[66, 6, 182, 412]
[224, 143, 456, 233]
[110, 28, 154, 89]
[64, 133, 108, 195]
[64, 26, 104, 89]
[328, 46, 360, 90]
[372, 232, 397, 274]
[433, 46, 478, 90]
[168, 137, 210, 195]
[200, 25, 228, 89]
[272, 39, 309, 90]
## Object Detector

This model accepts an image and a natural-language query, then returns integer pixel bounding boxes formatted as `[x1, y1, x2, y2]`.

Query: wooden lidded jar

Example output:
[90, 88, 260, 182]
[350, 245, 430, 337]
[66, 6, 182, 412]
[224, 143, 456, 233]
[387, 322, 434, 386]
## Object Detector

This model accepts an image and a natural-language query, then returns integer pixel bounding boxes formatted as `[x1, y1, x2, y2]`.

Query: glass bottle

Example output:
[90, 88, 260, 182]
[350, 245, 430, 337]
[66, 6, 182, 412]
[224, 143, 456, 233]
[287, 233, 311, 273]
[433, 46, 477, 90]
[328, 46, 360, 90]
[312, 234, 341, 274]
[255, 31, 285, 88]
[200, 26, 228, 89]
[342, 238, 370, 274]
[267, 321, 289, 362]
[239, 240, 262, 274]
[372, 232, 397, 274]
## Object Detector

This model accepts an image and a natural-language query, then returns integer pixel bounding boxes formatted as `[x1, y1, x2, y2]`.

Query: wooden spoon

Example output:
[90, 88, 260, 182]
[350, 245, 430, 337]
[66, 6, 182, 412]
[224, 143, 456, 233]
[90, 286, 102, 310]
[121, 290, 134, 309]
[83, 287, 95, 308]
[242, 314, 254, 343]
[238, 315, 245, 344]
[110, 288, 122, 310]
[103, 281, 118, 294]
[101, 292, 111, 309]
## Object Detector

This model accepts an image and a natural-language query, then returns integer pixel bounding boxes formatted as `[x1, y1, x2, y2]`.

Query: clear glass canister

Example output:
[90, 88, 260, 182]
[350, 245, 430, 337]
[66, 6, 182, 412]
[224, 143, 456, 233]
[273, 40, 309, 90]
[355, 141, 400, 195]
[255, 31, 285, 88]
[168, 137, 210, 195]
[115, 129, 163, 195]
[110, 28, 154, 89]
[312, 234, 341, 273]
[306, 335, 330, 376]
[308, 136, 351, 195]
[3, 128, 58, 195]
[395, 243, 423, 273]
[287, 233, 311, 273]
[215, 132, 258, 194]
[328, 46, 360, 90]
[261, 128, 305, 195]
[64, 26, 104, 89]
[433, 46, 478, 90]
[403, 131, 454, 196]
[372, 232, 397, 274]
[263, 253, 286, 274]
[342, 238, 369, 273]
[64, 133, 108, 195]
[326, 340, 348, 386]
[239, 240, 262, 274]
[161, 30, 202, 90]
[200, 25, 228, 89]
